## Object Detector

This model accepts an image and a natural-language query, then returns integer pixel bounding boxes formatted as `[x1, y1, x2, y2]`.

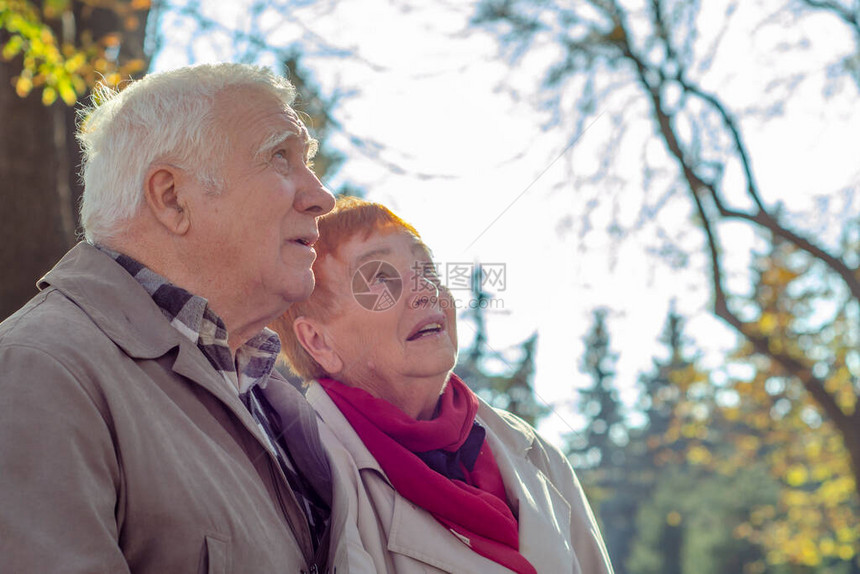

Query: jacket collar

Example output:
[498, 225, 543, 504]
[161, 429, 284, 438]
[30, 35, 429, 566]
[306, 383, 386, 476]
[476, 400, 537, 458]
[39, 242, 183, 360]
[38, 243, 244, 410]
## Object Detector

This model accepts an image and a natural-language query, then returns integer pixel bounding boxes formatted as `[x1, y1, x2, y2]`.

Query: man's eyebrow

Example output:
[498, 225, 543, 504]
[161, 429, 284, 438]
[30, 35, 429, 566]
[254, 129, 318, 161]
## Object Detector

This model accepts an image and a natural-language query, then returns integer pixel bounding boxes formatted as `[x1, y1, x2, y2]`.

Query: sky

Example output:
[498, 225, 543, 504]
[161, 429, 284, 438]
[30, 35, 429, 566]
[151, 0, 860, 446]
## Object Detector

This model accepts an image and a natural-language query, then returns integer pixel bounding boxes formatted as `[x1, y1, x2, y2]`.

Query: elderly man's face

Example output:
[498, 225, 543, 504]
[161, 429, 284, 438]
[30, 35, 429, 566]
[314, 231, 458, 419]
[189, 87, 335, 315]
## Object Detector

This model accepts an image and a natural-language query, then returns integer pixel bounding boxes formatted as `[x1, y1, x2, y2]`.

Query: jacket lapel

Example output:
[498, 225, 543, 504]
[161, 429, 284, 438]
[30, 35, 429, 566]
[307, 384, 385, 476]
[479, 405, 575, 573]
[260, 376, 333, 507]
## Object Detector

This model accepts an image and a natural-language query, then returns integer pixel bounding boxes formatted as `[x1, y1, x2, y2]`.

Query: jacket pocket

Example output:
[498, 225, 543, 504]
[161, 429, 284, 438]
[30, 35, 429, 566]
[198, 533, 230, 574]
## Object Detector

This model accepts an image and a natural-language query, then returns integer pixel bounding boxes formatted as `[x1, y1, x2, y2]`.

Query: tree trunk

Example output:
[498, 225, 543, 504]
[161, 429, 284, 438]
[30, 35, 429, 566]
[0, 1, 151, 320]
[0, 60, 79, 320]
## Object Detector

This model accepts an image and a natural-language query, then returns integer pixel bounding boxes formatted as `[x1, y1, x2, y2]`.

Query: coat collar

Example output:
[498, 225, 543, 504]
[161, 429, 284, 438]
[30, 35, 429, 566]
[309, 382, 575, 572]
[475, 401, 537, 458]
[38, 242, 246, 413]
[39, 242, 183, 360]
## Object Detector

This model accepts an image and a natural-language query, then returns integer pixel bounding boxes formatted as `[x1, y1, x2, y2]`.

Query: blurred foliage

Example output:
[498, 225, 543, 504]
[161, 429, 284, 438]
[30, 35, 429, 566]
[706, 236, 858, 567]
[1, 0, 149, 105]
[575, 304, 860, 573]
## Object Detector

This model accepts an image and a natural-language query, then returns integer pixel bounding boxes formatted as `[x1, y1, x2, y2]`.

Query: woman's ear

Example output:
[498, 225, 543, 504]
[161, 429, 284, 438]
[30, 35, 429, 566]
[293, 317, 344, 375]
[144, 164, 191, 235]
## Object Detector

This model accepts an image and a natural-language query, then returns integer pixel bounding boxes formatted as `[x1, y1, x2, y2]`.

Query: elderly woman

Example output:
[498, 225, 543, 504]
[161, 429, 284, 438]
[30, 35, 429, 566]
[270, 197, 613, 574]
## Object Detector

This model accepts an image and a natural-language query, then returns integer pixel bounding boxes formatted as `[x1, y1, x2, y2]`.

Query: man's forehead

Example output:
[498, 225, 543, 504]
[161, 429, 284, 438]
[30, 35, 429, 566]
[255, 114, 312, 156]
[217, 86, 307, 136]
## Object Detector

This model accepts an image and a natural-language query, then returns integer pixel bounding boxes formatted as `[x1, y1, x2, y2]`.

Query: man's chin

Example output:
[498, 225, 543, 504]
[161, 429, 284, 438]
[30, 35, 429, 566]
[284, 276, 315, 304]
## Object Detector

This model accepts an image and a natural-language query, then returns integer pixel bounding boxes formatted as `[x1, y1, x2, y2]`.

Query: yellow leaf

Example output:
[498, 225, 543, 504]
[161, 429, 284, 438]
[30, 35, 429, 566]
[58, 78, 77, 105]
[687, 445, 712, 465]
[2, 36, 25, 60]
[785, 465, 808, 486]
[759, 312, 777, 334]
[123, 58, 146, 74]
[15, 75, 33, 97]
[41, 85, 57, 105]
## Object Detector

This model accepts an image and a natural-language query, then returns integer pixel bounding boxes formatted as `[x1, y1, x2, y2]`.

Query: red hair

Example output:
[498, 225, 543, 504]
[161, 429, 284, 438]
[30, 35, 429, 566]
[269, 196, 423, 380]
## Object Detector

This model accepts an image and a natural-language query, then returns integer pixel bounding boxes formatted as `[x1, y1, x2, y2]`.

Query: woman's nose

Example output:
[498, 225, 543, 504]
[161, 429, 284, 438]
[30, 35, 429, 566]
[419, 275, 440, 296]
[408, 274, 440, 309]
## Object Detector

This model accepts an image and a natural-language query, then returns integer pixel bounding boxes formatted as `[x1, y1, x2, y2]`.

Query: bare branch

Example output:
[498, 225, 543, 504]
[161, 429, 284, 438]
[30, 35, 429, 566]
[799, 0, 860, 38]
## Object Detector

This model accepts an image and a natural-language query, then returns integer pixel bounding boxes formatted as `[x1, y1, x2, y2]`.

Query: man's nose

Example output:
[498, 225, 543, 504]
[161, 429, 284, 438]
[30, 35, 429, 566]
[296, 170, 336, 215]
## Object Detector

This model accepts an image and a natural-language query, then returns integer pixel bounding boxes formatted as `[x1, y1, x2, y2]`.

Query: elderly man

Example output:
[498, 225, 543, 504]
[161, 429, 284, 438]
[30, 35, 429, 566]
[0, 64, 340, 573]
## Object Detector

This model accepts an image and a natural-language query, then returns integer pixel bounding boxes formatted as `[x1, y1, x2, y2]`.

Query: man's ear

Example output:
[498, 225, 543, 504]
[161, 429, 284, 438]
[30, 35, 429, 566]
[293, 317, 344, 374]
[144, 165, 191, 235]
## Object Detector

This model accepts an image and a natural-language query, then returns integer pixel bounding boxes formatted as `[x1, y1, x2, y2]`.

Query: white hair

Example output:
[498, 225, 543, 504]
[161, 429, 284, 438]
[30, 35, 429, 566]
[77, 63, 297, 244]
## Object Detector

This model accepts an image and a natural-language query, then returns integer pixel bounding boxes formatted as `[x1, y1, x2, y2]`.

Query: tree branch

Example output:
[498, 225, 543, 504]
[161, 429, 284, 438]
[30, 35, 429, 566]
[618, 21, 856, 448]
[799, 0, 860, 39]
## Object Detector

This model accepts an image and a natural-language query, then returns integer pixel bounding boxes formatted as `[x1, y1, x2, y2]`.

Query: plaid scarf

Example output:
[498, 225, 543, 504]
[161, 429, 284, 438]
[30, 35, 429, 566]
[102, 247, 329, 553]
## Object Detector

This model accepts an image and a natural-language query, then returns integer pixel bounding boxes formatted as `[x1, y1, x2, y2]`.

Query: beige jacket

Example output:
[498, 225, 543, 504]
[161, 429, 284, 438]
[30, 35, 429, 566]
[308, 384, 615, 574]
[0, 243, 346, 573]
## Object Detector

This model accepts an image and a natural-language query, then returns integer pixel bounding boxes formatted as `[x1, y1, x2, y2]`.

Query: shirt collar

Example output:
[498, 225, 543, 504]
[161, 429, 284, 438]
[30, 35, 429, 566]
[97, 246, 281, 394]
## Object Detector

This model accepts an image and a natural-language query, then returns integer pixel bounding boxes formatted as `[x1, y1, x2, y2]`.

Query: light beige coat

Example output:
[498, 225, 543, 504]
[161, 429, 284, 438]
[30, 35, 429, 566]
[309, 384, 615, 574]
[0, 244, 347, 573]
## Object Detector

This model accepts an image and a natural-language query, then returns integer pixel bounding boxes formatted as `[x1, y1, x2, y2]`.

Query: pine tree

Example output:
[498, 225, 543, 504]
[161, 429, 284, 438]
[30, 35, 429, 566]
[566, 308, 635, 571]
[568, 308, 627, 469]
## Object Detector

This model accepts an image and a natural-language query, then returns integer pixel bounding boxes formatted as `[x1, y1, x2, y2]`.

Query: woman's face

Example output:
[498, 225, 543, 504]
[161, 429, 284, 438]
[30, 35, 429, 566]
[304, 230, 458, 419]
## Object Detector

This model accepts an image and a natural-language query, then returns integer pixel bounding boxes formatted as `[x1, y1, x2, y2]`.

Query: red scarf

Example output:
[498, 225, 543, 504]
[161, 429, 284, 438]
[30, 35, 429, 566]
[319, 374, 537, 574]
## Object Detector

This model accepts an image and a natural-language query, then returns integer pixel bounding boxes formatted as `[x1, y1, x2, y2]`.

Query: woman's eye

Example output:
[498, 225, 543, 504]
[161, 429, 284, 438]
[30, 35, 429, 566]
[372, 273, 391, 284]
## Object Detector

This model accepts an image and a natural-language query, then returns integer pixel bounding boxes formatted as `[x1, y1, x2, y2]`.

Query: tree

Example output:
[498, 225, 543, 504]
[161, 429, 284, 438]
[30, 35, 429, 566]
[472, 2, 860, 565]
[629, 463, 780, 574]
[1, 0, 151, 319]
[704, 235, 860, 568]
[568, 308, 627, 469]
[636, 304, 688, 454]
[566, 308, 639, 571]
